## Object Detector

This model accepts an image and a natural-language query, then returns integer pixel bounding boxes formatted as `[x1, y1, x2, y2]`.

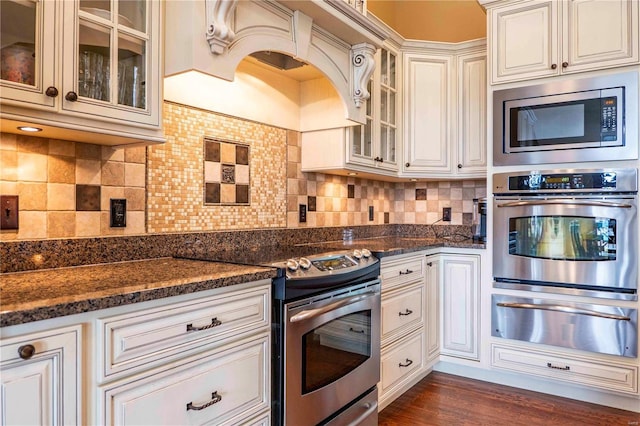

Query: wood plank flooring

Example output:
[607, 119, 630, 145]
[378, 372, 640, 426]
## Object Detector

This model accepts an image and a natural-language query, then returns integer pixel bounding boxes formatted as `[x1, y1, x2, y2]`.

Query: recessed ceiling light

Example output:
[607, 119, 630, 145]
[17, 126, 42, 132]
[410, 178, 418, 182]
[348, 172, 358, 176]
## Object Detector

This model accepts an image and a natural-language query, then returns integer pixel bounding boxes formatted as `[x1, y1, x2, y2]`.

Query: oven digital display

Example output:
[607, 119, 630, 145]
[312, 256, 357, 271]
[508, 172, 617, 191]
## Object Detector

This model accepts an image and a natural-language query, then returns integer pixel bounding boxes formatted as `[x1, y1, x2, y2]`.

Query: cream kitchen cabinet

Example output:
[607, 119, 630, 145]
[440, 254, 480, 360]
[0, 325, 82, 426]
[485, 0, 639, 84]
[0, 0, 164, 146]
[378, 253, 430, 410]
[424, 255, 440, 362]
[402, 40, 486, 179]
[301, 43, 400, 180]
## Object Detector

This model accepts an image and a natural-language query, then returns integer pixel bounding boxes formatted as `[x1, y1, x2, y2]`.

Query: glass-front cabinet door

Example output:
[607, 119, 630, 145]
[378, 47, 397, 168]
[0, 0, 56, 107]
[62, 0, 160, 126]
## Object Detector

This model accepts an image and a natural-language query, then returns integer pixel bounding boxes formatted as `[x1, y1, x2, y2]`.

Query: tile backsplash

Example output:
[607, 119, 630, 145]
[0, 102, 486, 240]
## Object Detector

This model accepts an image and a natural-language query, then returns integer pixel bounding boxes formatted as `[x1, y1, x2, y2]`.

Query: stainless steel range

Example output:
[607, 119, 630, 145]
[271, 249, 380, 426]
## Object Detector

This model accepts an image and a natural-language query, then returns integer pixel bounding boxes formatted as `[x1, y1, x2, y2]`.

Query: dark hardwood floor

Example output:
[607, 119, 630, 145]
[378, 372, 640, 426]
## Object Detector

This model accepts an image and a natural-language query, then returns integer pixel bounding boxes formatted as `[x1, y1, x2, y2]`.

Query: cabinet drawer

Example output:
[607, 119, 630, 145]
[102, 333, 270, 426]
[381, 283, 424, 344]
[492, 344, 638, 395]
[381, 256, 424, 289]
[98, 285, 269, 380]
[380, 331, 424, 393]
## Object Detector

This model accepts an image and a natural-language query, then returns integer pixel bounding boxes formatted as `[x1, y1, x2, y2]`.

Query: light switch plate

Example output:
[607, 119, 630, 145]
[0, 195, 19, 230]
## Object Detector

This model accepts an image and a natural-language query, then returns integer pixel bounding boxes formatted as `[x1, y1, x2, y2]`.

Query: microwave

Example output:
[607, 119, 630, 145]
[493, 71, 638, 166]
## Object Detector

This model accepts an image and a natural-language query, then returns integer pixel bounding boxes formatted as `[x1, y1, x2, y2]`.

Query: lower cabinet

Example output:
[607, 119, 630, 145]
[0, 325, 82, 426]
[440, 254, 480, 360]
[0, 281, 271, 426]
[492, 343, 638, 395]
[100, 332, 270, 426]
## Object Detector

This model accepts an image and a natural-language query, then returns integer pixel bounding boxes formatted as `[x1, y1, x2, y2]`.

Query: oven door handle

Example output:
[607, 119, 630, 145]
[289, 292, 377, 323]
[496, 199, 633, 208]
[496, 302, 631, 321]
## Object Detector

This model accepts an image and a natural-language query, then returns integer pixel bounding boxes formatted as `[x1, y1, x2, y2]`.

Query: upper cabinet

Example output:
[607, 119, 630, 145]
[0, 0, 164, 146]
[402, 40, 487, 179]
[349, 46, 399, 173]
[301, 42, 401, 180]
[484, 0, 639, 84]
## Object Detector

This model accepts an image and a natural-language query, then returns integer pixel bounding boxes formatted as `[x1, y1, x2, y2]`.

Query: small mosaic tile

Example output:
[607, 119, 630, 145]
[204, 137, 250, 205]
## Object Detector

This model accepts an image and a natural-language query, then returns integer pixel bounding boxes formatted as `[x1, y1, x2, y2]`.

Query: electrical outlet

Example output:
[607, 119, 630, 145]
[443, 207, 451, 222]
[299, 204, 307, 223]
[368, 206, 374, 221]
[0, 195, 19, 229]
[110, 199, 127, 227]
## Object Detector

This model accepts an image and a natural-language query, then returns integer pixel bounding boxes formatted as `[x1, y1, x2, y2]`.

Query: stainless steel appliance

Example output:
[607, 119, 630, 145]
[472, 197, 487, 243]
[492, 168, 638, 357]
[493, 71, 638, 166]
[272, 250, 381, 426]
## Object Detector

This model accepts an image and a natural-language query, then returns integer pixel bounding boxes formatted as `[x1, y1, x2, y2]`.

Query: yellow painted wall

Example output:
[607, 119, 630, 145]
[368, 0, 486, 42]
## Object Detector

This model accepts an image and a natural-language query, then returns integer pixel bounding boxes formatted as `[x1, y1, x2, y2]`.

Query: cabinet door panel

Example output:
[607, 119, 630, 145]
[564, 0, 639, 72]
[0, 326, 81, 426]
[404, 54, 451, 172]
[457, 53, 486, 175]
[492, 1, 558, 83]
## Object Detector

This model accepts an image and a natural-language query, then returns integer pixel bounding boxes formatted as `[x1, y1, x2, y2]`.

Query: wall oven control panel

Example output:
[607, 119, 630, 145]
[494, 168, 637, 194]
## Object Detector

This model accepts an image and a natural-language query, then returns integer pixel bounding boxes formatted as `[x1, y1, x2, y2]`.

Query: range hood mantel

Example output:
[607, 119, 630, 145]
[164, 0, 385, 125]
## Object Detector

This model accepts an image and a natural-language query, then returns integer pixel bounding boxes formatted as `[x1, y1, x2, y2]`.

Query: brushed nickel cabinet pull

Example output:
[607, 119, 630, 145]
[186, 391, 222, 411]
[186, 317, 222, 332]
[398, 358, 413, 368]
[398, 308, 413, 316]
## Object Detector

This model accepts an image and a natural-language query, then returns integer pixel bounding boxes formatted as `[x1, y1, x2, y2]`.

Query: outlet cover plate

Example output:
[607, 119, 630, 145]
[443, 207, 451, 222]
[0, 195, 19, 229]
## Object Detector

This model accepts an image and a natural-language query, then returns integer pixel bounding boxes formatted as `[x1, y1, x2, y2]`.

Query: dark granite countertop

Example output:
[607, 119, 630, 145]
[300, 236, 485, 258]
[0, 257, 277, 327]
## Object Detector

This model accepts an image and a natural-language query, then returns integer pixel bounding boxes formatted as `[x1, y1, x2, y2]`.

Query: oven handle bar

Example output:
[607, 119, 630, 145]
[496, 200, 633, 208]
[289, 292, 377, 323]
[496, 302, 631, 321]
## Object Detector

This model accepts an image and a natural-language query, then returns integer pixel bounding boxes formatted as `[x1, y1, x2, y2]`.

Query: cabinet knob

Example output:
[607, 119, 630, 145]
[65, 91, 78, 102]
[18, 344, 35, 360]
[551, 63, 557, 70]
[379, 157, 384, 163]
[45, 86, 59, 98]
[562, 62, 569, 68]
[457, 163, 462, 169]
[427, 262, 433, 267]
[405, 162, 410, 168]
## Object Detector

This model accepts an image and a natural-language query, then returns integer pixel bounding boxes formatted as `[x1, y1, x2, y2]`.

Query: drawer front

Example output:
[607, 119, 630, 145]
[381, 283, 424, 344]
[381, 256, 424, 290]
[381, 331, 424, 392]
[103, 333, 270, 426]
[492, 344, 638, 395]
[99, 285, 269, 380]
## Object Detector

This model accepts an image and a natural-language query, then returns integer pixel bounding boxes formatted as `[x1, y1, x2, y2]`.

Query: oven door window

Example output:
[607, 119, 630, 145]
[301, 310, 371, 394]
[509, 215, 616, 261]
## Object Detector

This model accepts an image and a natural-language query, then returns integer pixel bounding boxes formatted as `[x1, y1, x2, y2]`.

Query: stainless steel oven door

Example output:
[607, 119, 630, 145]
[492, 294, 638, 357]
[493, 195, 637, 292]
[284, 281, 381, 426]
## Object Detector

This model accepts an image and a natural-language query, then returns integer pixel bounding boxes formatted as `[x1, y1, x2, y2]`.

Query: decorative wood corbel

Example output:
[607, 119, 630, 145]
[205, 0, 238, 54]
[351, 43, 376, 108]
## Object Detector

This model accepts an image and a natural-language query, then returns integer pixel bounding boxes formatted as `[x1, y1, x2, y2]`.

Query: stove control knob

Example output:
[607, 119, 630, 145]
[362, 249, 372, 258]
[299, 257, 312, 270]
[286, 258, 299, 271]
[353, 249, 363, 259]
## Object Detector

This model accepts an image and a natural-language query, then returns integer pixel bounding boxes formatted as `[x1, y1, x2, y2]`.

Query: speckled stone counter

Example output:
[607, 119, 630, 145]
[0, 258, 277, 327]
[302, 236, 485, 258]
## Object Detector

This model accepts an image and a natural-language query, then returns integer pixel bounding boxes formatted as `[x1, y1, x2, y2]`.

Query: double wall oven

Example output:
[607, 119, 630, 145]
[492, 168, 638, 358]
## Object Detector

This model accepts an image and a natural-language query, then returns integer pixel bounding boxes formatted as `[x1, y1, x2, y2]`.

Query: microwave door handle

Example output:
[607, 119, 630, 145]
[496, 302, 631, 321]
[289, 292, 377, 323]
[497, 200, 633, 209]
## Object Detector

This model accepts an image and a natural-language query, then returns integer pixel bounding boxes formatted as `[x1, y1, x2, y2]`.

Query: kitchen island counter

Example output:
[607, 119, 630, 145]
[0, 257, 277, 327]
